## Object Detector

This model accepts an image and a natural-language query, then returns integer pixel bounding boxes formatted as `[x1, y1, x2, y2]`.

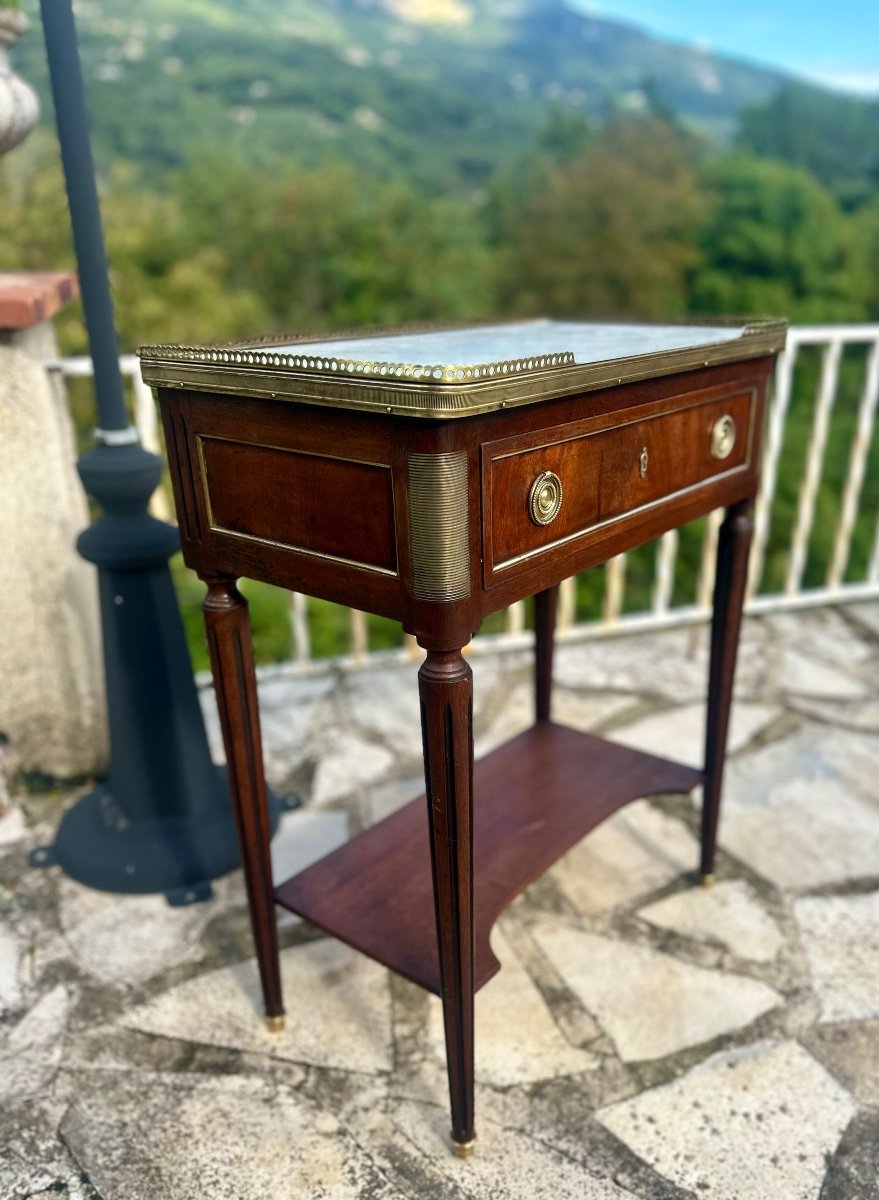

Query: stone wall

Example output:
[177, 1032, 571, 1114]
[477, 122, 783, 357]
[0, 274, 107, 782]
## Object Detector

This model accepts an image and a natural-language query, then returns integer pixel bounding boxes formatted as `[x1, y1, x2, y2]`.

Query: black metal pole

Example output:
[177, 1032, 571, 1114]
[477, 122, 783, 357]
[39, 0, 126, 432]
[31, 0, 283, 902]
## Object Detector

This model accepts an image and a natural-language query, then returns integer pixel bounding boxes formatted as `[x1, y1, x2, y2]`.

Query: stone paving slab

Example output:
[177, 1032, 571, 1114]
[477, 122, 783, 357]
[0, 803, 26, 847]
[795, 892, 879, 1023]
[425, 928, 598, 1087]
[60, 1072, 407, 1200]
[0, 985, 70, 1105]
[531, 920, 782, 1062]
[2, 607, 879, 1198]
[122, 940, 393, 1074]
[58, 877, 218, 987]
[0, 925, 21, 1015]
[361, 1099, 636, 1200]
[474, 683, 634, 758]
[270, 810, 349, 913]
[637, 879, 784, 963]
[715, 724, 879, 889]
[848, 600, 879, 638]
[608, 701, 780, 768]
[548, 800, 700, 916]
[801, 1020, 879, 1108]
[597, 1040, 856, 1200]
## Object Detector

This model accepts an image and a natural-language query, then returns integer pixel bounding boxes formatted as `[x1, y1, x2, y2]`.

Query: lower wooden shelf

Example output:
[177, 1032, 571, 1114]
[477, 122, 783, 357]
[274, 721, 703, 995]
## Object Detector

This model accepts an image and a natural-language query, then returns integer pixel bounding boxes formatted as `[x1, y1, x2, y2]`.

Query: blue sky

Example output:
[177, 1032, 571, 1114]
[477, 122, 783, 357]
[567, 0, 879, 94]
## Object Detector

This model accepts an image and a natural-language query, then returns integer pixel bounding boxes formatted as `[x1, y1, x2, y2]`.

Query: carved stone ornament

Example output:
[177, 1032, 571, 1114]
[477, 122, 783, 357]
[0, 10, 39, 158]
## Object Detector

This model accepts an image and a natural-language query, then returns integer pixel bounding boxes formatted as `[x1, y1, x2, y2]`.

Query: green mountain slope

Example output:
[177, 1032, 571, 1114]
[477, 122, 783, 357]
[15, 0, 793, 187]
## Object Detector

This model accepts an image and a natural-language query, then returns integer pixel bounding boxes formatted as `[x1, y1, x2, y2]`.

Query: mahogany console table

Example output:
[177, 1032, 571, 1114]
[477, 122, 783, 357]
[141, 318, 786, 1156]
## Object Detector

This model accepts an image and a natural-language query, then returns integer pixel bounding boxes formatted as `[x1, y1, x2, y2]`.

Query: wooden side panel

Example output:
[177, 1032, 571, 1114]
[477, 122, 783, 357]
[200, 437, 397, 574]
[157, 388, 406, 620]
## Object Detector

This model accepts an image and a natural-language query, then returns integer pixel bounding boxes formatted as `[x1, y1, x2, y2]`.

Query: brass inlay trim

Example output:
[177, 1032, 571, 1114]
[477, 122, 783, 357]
[140, 318, 787, 420]
[145, 340, 575, 387]
[528, 471, 563, 526]
[209, 525, 400, 577]
[408, 452, 470, 602]
[492, 388, 751, 462]
[197, 430, 390, 472]
[451, 1137, 476, 1159]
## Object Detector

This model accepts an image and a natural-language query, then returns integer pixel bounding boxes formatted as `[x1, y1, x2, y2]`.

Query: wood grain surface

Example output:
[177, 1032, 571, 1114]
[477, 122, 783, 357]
[275, 723, 703, 994]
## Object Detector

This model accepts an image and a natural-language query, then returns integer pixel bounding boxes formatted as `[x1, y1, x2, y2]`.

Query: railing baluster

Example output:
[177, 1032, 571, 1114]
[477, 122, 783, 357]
[785, 339, 844, 594]
[557, 576, 577, 632]
[403, 632, 422, 660]
[652, 529, 678, 614]
[827, 339, 879, 589]
[747, 341, 798, 600]
[505, 601, 526, 635]
[290, 592, 311, 663]
[696, 508, 723, 611]
[869, 517, 879, 585]
[131, 370, 172, 521]
[602, 553, 627, 624]
[131, 371, 160, 454]
[349, 608, 368, 664]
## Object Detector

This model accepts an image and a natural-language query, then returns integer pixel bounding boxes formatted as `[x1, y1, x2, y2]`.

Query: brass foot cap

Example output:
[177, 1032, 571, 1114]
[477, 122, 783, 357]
[451, 1136, 476, 1160]
[700, 873, 715, 889]
[266, 1015, 286, 1033]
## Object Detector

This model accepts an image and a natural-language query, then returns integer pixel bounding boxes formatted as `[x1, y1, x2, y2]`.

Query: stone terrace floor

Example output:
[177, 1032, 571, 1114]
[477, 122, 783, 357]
[2, 603, 879, 1200]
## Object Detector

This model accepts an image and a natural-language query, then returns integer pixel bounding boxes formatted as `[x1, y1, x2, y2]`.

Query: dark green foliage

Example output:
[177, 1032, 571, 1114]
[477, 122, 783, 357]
[739, 83, 879, 210]
[494, 116, 705, 320]
[689, 154, 870, 322]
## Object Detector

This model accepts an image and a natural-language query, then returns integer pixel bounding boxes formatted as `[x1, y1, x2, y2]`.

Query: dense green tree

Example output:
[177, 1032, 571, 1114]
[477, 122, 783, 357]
[495, 116, 705, 319]
[0, 139, 268, 351]
[851, 196, 879, 320]
[738, 83, 879, 210]
[176, 158, 494, 331]
[690, 154, 870, 322]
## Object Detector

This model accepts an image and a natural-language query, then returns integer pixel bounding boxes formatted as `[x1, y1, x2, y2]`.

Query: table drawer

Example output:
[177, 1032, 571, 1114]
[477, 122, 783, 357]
[484, 388, 753, 577]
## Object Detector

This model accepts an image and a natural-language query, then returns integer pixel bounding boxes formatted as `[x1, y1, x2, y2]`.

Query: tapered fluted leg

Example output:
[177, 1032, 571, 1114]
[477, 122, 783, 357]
[202, 575, 284, 1028]
[701, 502, 753, 884]
[534, 585, 559, 723]
[419, 647, 475, 1156]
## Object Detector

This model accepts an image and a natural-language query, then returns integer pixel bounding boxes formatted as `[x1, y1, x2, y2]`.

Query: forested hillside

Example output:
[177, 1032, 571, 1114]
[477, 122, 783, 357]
[13, 0, 791, 185]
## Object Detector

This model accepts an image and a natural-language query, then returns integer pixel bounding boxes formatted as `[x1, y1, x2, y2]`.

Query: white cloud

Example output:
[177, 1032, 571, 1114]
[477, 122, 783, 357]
[795, 64, 879, 96]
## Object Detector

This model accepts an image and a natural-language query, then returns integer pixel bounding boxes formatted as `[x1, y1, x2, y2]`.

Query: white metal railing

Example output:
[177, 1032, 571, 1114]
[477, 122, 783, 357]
[50, 325, 879, 665]
[48, 352, 173, 522]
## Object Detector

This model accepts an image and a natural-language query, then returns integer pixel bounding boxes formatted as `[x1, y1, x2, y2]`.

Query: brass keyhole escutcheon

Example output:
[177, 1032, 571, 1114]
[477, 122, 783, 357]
[710, 415, 736, 460]
[528, 470, 563, 526]
[639, 446, 649, 478]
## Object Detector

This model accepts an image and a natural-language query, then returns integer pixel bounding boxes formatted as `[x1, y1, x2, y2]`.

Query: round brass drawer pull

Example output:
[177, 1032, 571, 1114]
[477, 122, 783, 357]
[710, 415, 736, 460]
[529, 471, 563, 526]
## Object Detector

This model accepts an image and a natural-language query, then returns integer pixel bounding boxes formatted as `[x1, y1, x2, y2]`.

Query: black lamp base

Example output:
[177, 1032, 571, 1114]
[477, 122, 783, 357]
[30, 767, 291, 905]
